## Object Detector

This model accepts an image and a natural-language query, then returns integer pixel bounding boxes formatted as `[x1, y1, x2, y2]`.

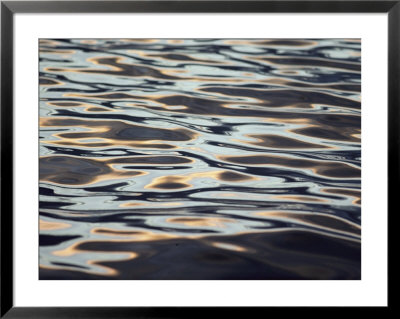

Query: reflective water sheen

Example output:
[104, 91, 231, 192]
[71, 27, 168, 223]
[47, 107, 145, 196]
[39, 39, 361, 279]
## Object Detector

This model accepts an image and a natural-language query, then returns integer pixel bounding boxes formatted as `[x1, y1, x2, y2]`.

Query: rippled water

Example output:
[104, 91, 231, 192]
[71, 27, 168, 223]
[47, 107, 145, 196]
[39, 39, 361, 280]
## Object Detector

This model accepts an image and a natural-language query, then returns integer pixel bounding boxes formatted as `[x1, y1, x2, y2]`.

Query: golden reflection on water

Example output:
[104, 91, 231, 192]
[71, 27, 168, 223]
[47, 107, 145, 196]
[270, 195, 328, 203]
[166, 217, 237, 228]
[40, 219, 71, 231]
[144, 170, 256, 190]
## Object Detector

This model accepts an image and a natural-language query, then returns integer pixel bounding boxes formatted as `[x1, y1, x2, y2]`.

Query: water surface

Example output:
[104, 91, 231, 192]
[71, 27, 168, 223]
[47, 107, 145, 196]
[39, 39, 361, 279]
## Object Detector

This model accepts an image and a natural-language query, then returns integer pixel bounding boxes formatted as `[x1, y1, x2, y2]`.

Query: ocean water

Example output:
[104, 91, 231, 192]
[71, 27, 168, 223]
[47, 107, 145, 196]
[39, 39, 361, 279]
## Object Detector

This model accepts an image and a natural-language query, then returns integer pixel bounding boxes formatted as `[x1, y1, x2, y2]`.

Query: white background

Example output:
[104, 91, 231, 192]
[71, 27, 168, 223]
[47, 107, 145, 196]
[14, 13, 388, 306]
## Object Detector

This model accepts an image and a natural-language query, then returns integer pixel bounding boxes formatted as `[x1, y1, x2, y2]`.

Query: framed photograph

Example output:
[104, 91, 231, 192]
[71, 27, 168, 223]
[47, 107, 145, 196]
[1, 0, 393, 317]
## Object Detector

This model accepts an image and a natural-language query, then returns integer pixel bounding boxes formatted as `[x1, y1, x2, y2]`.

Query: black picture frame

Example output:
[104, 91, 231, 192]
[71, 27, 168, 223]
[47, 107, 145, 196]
[1, 0, 394, 317]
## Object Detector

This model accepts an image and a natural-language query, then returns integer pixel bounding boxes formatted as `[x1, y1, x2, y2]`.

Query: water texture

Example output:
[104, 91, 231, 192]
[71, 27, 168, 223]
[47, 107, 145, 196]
[39, 39, 361, 280]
